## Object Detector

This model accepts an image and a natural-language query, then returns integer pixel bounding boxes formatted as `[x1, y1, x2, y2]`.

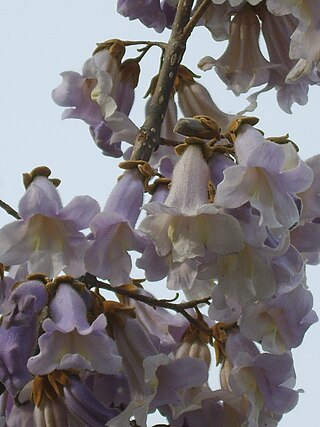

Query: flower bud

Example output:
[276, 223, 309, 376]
[175, 336, 211, 368]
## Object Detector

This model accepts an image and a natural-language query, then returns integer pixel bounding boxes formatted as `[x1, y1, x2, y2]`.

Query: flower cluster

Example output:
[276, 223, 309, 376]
[0, 113, 318, 426]
[199, 0, 320, 112]
[117, 0, 320, 112]
[0, 3, 319, 427]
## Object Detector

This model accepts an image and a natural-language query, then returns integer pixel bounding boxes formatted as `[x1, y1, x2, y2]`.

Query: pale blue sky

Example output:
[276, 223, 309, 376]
[1, 1, 319, 425]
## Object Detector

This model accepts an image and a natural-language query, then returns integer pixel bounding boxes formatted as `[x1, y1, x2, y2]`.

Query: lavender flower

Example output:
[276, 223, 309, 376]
[0, 172, 99, 277]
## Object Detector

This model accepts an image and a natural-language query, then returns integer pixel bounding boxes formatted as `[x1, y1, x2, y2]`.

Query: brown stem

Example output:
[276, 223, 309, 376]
[0, 200, 20, 220]
[81, 273, 212, 333]
[123, 40, 166, 48]
[130, 0, 195, 162]
[183, 0, 212, 38]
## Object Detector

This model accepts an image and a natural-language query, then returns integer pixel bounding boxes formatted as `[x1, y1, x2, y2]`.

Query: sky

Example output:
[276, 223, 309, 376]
[0, 1, 319, 426]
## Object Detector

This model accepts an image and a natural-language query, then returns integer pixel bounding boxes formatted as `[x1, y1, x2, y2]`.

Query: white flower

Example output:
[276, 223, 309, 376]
[139, 143, 243, 291]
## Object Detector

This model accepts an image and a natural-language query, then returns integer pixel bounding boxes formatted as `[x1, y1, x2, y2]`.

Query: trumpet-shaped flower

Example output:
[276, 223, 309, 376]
[85, 169, 147, 285]
[52, 49, 117, 126]
[117, 0, 178, 32]
[268, 0, 320, 83]
[215, 125, 313, 229]
[0, 175, 99, 277]
[27, 283, 121, 375]
[176, 67, 234, 131]
[223, 329, 299, 426]
[53, 47, 140, 157]
[10, 372, 119, 427]
[240, 283, 318, 354]
[106, 310, 208, 427]
[0, 278, 48, 396]
[139, 143, 243, 291]
[198, 7, 274, 96]
[247, 7, 310, 114]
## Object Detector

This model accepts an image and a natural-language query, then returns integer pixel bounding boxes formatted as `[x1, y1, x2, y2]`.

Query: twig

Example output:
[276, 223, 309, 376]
[130, 0, 195, 162]
[80, 273, 212, 333]
[122, 40, 166, 48]
[130, 0, 212, 162]
[159, 137, 181, 146]
[182, 0, 212, 38]
[0, 200, 20, 220]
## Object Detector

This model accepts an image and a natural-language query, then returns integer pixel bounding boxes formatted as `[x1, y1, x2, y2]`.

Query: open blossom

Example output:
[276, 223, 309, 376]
[199, 206, 291, 306]
[222, 329, 299, 426]
[215, 125, 313, 229]
[0, 278, 48, 396]
[8, 372, 119, 427]
[117, 0, 178, 32]
[139, 142, 243, 291]
[85, 169, 148, 285]
[200, 1, 319, 112]
[104, 304, 208, 427]
[246, 7, 310, 114]
[0, 172, 99, 277]
[198, 6, 274, 96]
[239, 283, 318, 354]
[53, 45, 140, 157]
[289, 154, 320, 264]
[268, 0, 320, 83]
[27, 282, 121, 376]
[1, 4, 319, 426]
[296, 154, 320, 222]
[52, 49, 118, 125]
[119, 287, 188, 354]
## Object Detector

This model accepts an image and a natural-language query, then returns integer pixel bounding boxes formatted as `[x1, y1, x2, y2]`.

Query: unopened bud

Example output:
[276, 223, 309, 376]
[174, 117, 220, 139]
[175, 336, 211, 368]
[220, 358, 233, 391]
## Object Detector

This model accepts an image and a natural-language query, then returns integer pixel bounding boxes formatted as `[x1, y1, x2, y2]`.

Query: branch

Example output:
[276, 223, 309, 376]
[130, 0, 195, 162]
[0, 200, 20, 220]
[182, 0, 211, 38]
[80, 273, 212, 333]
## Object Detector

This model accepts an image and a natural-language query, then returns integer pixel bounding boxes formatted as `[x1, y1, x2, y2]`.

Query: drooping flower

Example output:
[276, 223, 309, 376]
[10, 371, 119, 427]
[118, 286, 188, 354]
[27, 280, 121, 376]
[176, 66, 234, 131]
[198, 6, 274, 96]
[222, 329, 299, 426]
[269, 0, 320, 84]
[139, 142, 244, 292]
[52, 48, 118, 125]
[53, 43, 140, 157]
[215, 125, 313, 229]
[199, 1, 319, 112]
[104, 302, 208, 427]
[0, 169, 100, 277]
[116, 0, 178, 32]
[85, 168, 148, 285]
[239, 283, 318, 354]
[0, 277, 48, 397]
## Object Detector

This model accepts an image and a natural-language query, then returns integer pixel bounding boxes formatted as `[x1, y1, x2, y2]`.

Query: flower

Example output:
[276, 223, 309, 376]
[139, 143, 243, 292]
[215, 125, 313, 229]
[85, 169, 148, 285]
[0, 277, 48, 396]
[0, 170, 100, 277]
[116, 0, 178, 32]
[200, 1, 319, 112]
[53, 44, 140, 157]
[222, 329, 299, 426]
[27, 282, 121, 376]
[198, 6, 274, 96]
